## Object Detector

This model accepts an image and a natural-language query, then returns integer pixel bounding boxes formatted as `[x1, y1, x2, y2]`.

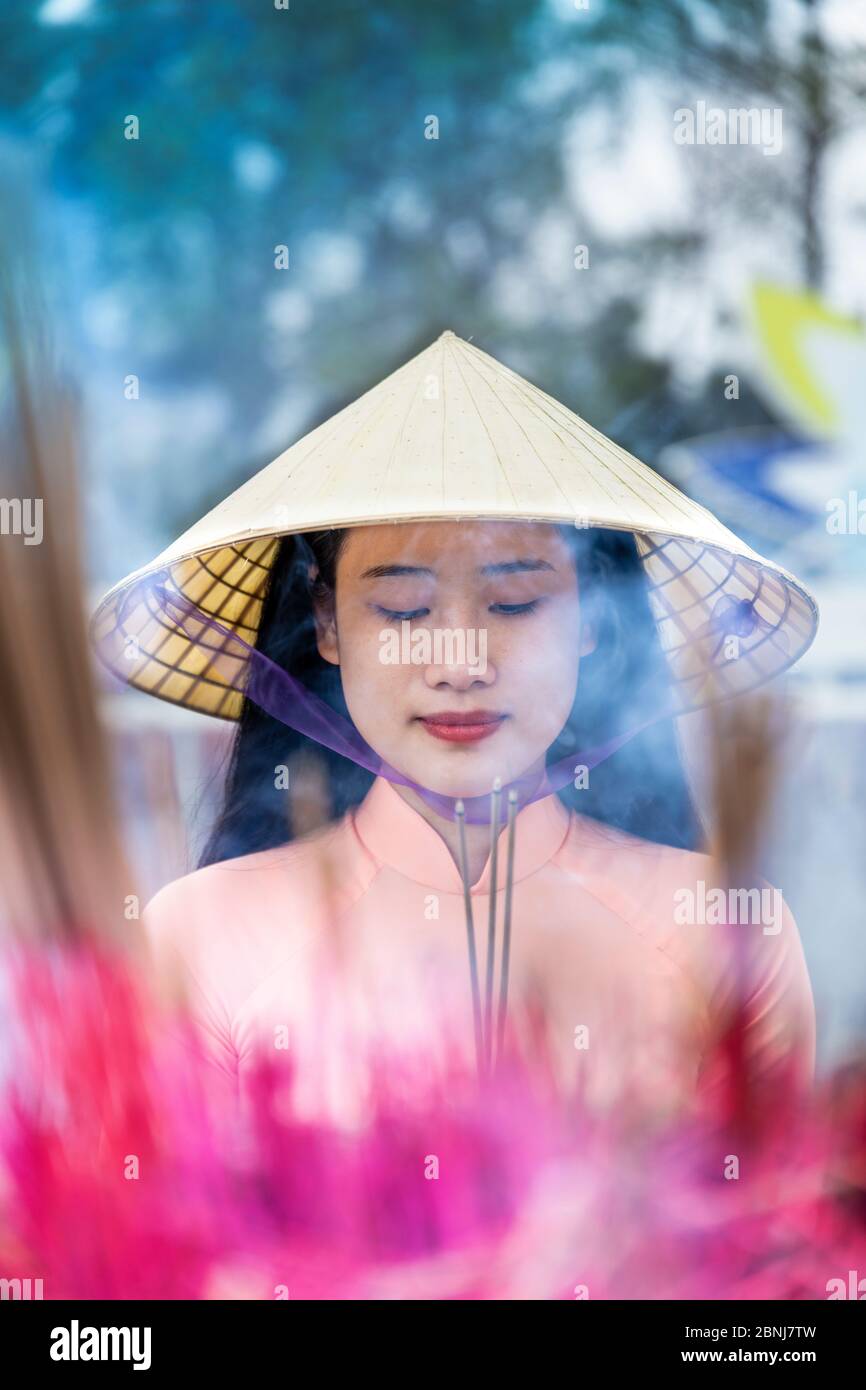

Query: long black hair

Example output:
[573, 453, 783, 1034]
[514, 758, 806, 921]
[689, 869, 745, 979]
[199, 524, 704, 867]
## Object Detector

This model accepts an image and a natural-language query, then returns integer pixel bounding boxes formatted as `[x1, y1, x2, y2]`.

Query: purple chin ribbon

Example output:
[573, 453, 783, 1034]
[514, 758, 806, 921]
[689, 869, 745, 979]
[147, 582, 671, 826]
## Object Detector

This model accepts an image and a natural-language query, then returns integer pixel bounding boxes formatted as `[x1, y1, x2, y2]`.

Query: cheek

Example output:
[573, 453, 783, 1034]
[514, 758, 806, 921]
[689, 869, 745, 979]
[501, 604, 581, 710]
[334, 625, 412, 735]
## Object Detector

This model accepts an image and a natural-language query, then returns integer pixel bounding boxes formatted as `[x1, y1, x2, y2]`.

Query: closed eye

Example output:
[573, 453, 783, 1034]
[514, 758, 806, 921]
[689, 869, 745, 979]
[374, 606, 431, 621]
[374, 600, 541, 620]
[489, 600, 540, 616]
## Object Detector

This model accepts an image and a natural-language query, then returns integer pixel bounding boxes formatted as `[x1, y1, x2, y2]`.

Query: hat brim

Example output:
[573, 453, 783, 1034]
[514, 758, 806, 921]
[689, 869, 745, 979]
[91, 515, 817, 722]
[90, 331, 818, 719]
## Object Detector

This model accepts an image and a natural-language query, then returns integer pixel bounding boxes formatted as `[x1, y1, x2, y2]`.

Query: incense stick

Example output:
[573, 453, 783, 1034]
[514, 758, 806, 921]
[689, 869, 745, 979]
[495, 788, 518, 1071]
[455, 799, 484, 1080]
[484, 778, 502, 1077]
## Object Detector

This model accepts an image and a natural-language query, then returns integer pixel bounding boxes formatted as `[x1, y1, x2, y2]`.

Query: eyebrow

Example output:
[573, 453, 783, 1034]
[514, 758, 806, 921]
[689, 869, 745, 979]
[480, 559, 555, 576]
[360, 559, 555, 580]
[360, 564, 435, 580]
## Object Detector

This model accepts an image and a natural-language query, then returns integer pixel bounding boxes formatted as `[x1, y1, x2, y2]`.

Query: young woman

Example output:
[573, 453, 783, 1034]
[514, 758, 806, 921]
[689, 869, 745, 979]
[94, 332, 819, 1127]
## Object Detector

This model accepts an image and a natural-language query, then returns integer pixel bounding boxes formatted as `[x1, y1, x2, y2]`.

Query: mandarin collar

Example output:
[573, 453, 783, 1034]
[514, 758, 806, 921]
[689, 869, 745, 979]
[349, 775, 572, 894]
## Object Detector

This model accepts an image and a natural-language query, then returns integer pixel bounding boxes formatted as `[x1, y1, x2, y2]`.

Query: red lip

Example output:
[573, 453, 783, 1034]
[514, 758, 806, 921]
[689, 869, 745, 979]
[418, 711, 507, 744]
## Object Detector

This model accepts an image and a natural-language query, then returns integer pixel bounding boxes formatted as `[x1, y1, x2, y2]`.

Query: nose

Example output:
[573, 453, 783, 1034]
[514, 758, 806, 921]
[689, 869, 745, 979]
[421, 620, 496, 692]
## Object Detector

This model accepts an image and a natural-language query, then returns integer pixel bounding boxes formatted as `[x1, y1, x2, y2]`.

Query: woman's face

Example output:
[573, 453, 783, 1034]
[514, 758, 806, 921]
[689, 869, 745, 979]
[314, 520, 595, 799]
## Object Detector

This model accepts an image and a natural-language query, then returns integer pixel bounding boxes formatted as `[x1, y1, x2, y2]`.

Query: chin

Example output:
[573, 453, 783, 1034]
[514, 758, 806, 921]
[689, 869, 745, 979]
[408, 750, 526, 800]
[427, 767, 500, 799]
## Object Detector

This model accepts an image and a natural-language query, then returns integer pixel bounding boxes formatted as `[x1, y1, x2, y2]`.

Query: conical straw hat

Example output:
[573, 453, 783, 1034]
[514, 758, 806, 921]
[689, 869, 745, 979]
[91, 330, 818, 720]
